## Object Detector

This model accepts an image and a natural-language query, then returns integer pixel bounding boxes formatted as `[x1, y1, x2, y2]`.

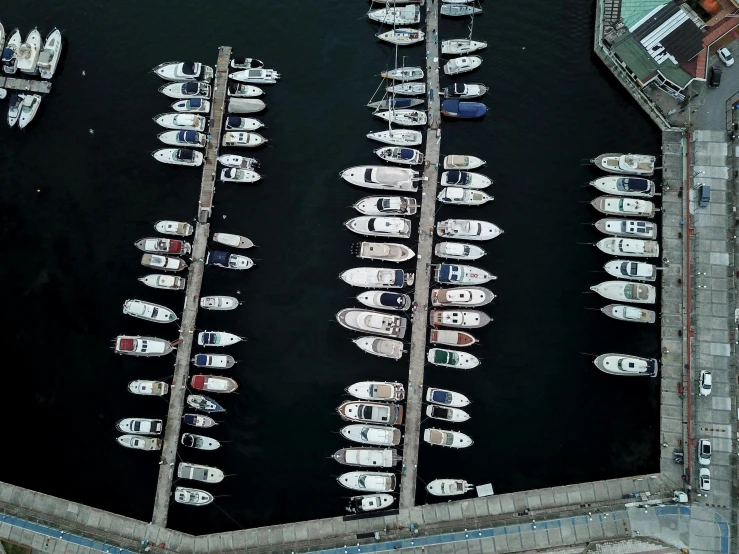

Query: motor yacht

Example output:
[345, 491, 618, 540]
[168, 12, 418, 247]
[356, 291, 412, 310]
[352, 242, 415, 263]
[122, 299, 177, 323]
[594, 218, 657, 239]
[426, 479, 473, 497]
[135, 237, 191, 255]
[183, 414, 217, 429]
[437, 219, 502, 241]
[591, 196, 656, 218]
[171, 98, 210, 113]
[338, 401, 403, 425]
[340, 267, 414, 289]
[159, 82, 211, 99]
[444, 56, 482, 75]
[222, 132, 267, 147]
[426, 387, 470, 407]
[590, 281, 656, 304]
[424, 428, 473, 448]
[138, 274, 186, 290]
[197, 331, 244, 347]
[429, 329, 477, 347]
[154, 113, 206, 132]
[230, 58, 264, 69]
[437, 187, 493, 205]
[128, 380, 169, 396]
[354, 196, 417, 215]
[441, 99, 487, 118]
[116, 418, 162, 435]
[426, 405, 470, 423]
[152, 148, 203, 167]
[158, 130, 206, 148]
[225, 116, 264, 131]
[114, 336, 173, 357]
[597, 238, 659, 258]
[140, 254, 188, 271]
[441, 170, 491, 188]
[594, 354, 658, 377]
[434, 242, 486, 260]
[155, 220, 193, 236]
[117, 435, 162, 451]
[227, 98, 266, 114]
[601, 304, 656, 324]
[334, 448, 400, 468]
[336, 309, 407, 338]
[186, 395, 225, 413]
[344, 216, 412, 238]
[218, 155, 260, 170]
[206, 251, 254, 269]
[16, 28, 41, 74]
[341, 424, 402, 446]
[229, 68, 280, 84]
[337, 472, 396, 492]
[374, 146, 424, 165]
[592, 153, 655, 176]
[228, 83, 263, 97]
[192, 354, 236, 368]
[37, 28, 62, 79]
[174, 487, 213, 506]
[220, 168, 261, 183]
[434, 263, 495, 284]
[153, 61, 213, 81]
[442, 83, 488, 99]
[177, 463, 224, 483]
[346, 382, 405, 402]
[590, 176, 655, 197]
[603, 260, 657, 281]
[2, 29, 21, 74]
[353, 336, 405, 360]
[17, 94, 41, 129]
[427, 348, 480, 369]
[431, 287, 494, 307]
[443, 155, 485, 170]
[200, 296, 239, 310]
[190, 375, 239, 393]
[346, 494, 395, 514]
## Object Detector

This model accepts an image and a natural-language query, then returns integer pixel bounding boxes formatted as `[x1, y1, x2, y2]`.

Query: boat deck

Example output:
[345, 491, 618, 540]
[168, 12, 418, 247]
[0, 76, 52, 94]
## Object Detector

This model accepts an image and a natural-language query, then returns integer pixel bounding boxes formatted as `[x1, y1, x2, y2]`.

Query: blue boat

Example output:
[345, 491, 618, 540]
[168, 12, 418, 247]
[186, 394, 226, 413]
[441, 99, 487, 119]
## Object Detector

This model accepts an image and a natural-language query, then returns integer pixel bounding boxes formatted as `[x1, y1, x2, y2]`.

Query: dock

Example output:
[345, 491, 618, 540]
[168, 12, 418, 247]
[399, 1, 442, 510]
[151, 46, 232, 527]
[0, 76, 52, 94]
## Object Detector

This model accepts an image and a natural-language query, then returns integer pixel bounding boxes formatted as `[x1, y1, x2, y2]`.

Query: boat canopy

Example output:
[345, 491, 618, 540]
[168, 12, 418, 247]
[182, 434, 195, 446]
[182, 62, 197, 75]
[182, 82, 199, 94]
[445, 170, 467, 185]
[191, 375, 207, 388]
[208, 251, 229, 266]
[118, 338, 135, 351]
[430, 406, 450, 419]
[433, 350, 458, 365]
[432, 389, 452, 403]
[438, 264, 460, 282]
[1, 48, 14, 62]
[380, 292, 406, 307]
[178, 130, 200, 144]
[399, 148, 415, 160]
[617, 178, 650, 192]
[187, 98, 203, 108]
[200, 333, 219, 345]
[177, 149, 195, 161]
[442, 99, 487, 118]
[227, 116, 242, 127]
[195, 354, 209, 365]
[183, 415, 199, 426]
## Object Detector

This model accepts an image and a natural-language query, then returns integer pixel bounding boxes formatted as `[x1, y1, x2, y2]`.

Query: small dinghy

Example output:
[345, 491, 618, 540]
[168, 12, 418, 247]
[597, 238, 659, 258]
[592, 153, 655, 176]
[158, 130, 206, 148]
[346, 494, 395, 513]
[434, 242, 486, 261]
[346, 382, 405, 402]
[230, 58, 264, 69]
[340, 267, 414, 289]
[341, 163, 420, 188]
[434, 263, 495, 284]
[601, 304, 656, 324]
[18, 94, 41, 129]
[357, 291, 412, 310]
[229, 68, 280, 84]
[431, 287, 495, 307]
[222, 132, 267, 148]
[374, 146, 424, 165]
[427, 348, 480, 369]
[182, 433, 221, 450]
[225, 116, 264, 131]
[178, 462, 224, 483]
[590, 176, 655, 197]
[443, 155, 486, 170]
[135, 237, 191, 256]
[174, 487, 213, 506]
[338, 472, 396, 492]
[368, 5, 420, 25]
[594, 353, 658, 377]
[155, 220, 194, 236]
[441, 98, 487, 118]
[334, 448, 400, 468]
[590, 281, 656, 304]
[591, 196, 656, 218]
[7, 94, 21, 127]
[438, 187, 493, 205]
[353, 336, 406, 360]
[386, 82, 426, 96]
[153, 61, 213, 82]
[374, 109, 427, 126]
[206, 251, 254, 269]
[197, 331, 243, 347]
[152, 148, 204, 167]
[604, 260, 657, 281]
[192, 353, 236, 368]
[442, 83, 488, 99]
[138, 274, 186, 290]
[114, 336, 173, 357]
[17, 29, 41, 74]
[116, 418, 163, 435]
[441, 4, 482, 16]
[228, 83, 264, 97]
[441, 170, 491, 189]
[444, 56, 482, 75]
[352, 242, 415, 263]
[171, 98, 210, 113]
[117, 435, 162, 451]
[336, 309, 408, 338]
[200, 296, 239, 310]
[366, 129, 423, 146]
[338, 401, 404, 425]
[344, 216, 412, 239]
[154, 113, 206, 131]
[427, 387, 470, 407]
[190, 375, 239, 393]
[595, 218, 657, 239]
[220, 167, 261, 183]
[424, 428, 473, 448]
[159, 82, 211, 99]
[426, 479, 473, 497]
[367, 97, 424, 110]
[218, 155, 260, 170]
[442, 39, 487, 55]
[186, 394, 225, 413]
[227, 98, 266, 114]
[122, 299, 177, 323]
[341, 424, 402, 446]
[426, 405, 470, 423]
[376, 28, 424, 46]
[129, 380, 169, 396]
[183, 414, 217, 428]
[213, 232, 254, 249]
[430, 309, 491, 329]
[354, 196, 418, 215]
[437, 219, 502, 241]
[430, 329, 477, 347]
[3, 29, 22, 75]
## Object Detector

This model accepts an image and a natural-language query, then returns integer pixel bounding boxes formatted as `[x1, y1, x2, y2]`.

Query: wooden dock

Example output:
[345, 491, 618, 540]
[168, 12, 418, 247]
[0, 76, 52, 94]
[151, 46, 232, 527]
[399, 2, 441, 510]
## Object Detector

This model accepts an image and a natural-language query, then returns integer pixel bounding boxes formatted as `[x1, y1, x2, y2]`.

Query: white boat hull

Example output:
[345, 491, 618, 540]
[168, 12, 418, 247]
[353, 336, 405, 360]
[441, 39, 487, 55]
[376, 28, 425, 46]
[366, 129, 423, 146]
[434, 242, 486, 260]
[590, 281, 656, 304]
[444, 56, 483, 75]
[426, 479, 473, 496]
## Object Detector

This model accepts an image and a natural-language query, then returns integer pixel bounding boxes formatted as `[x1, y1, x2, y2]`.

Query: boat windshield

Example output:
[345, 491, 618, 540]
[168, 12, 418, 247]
[358, 475, 366, 487]
[618, 199, 626, 211]
[443, 434, 455, 446]
[623, 285, 637, 300]
[360, 428, 369, 441]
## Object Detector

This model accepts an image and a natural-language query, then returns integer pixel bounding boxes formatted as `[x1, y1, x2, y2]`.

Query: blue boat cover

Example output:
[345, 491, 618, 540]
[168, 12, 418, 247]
[442, 99, 487, 118]
[380, 292, 405, 307]
[179, 130, 199, 144]
[208, 251, 229, 266]
[183, 414, 198, 424]
[177, 149, 195, 160]
[438, 264, 460, 282]
[182, 62, 196, 75]
[201, 333, 217, 345]
[393, 98, 413, 109]
[446, 170, 462, 184]
[620, 178, 650, 192]
[646, 360, 657, 375]
[1, 48, 14, 62]
[188, 98, 203, 108]
[227, 116, 242, 127]
[195, 354, 208, 366]
[182, 82, 199, 94]
[432, 390, 450, 403]
[399, 148, 415, 160]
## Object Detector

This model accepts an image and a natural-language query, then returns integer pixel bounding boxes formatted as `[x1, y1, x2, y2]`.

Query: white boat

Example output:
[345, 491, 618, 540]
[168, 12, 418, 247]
[230, 58, 264, 69]
[0, 89, 6, 101]
[206, 251, 254, 269]
[159, 82, 211, 99]
[353, 336, 405, 360]
[174, 487, 213, 506]
[200, 296, 239, 310]
[37, 28, 62, 79]
[592, 153, 655, 176]
[590, 281, 656, 304]
[337, 472, 396, 492]
[346, 494, 395, 513]
[442, 82, 488, 99]
[114, 336, 174, 357]
[437, 219, 503, 241]
[154, 113, 206, 131]
[441, 170, 491, 189]
[341, 166, 418, 192]
[374, 109, 427, 126]
[220, 168, 261, 183]
[135, 237, 191, 255]
[7, 93, 21, 127]
[346, 382, 405, 401]
[229, 68, 280, 84]
[352, 242, 415, 263]
[594, 218, 657, 239]
[430, 329, 477, 347]
[426, 479, 473, 497]
[16, 28, 41, 74]
[190, 375, 239, 393]
[222, 132, 266, 148]
[345, 216, 411, 238]
[591, 196, 656, 218]
[116, 418, 163, 435]
[122, 299, 177, 323]
[426, 387, 470, 407]
[197, 331, 243, 347]
[434, 263, 495, 285]
[357, 290, 412, 310]
[367, 97, 425, 110]
[128, 380, 169, 396]
[386, 82, 426, 96]
[368, 5, 420, 25]
[228, 83, 263, 97]
[597, 238, 659, 258]
[366, 128, 423, 146]
[192, 353, 236, 368]
[590, 176, 655, 197]
[218, 155, 260, 170]
[153, 61, 213, 82]
[376, 28, 424, 46]
[354, 196, 417, 216]
[138, 274, 186, 290]
[604, 259, 657, 281]
[426, 405, 470, 423]
[444, 56, 482, 75]
[381, 66, 424, 81]
[181, 433, 220, 451]
[441, 5, 482, 16]
[441, 39, 487, 55]
[155, 220, 193, 236]
[117, 435, 162, 451]
[438, 187, 493, 206]
[374, 146, 424, 165]
[2, 29, 21, 74]
[594, 353, 658, 377]
[177, 463, 224, 483]
[341, 268, 413, 289]
[171, 98, 210, 113]
[158, 130, 206, 148]
[431, 287, 495, 307]
[424, 428, 473, 448]
[430, 310, 486, 330]
[17, 94, 41, 129]
[341, 424, 402, 446]
[427, 348, 480, 369]
[336, 309, 407, 338]
[601, 304, 656, 324]
[225, 116, 263, 131]
[338, 401, 403, 425]
[334, 448, 399, 468]
[434, 242, 486, 261]
[152, 148, 203, 167]
[227, 98, 266, 114]
[141, 254, 187, 271]
[213, 233, 254, 248]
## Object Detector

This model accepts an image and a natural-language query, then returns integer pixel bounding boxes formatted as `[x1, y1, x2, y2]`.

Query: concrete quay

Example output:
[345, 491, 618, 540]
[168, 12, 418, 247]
[0, 76, 52, 94]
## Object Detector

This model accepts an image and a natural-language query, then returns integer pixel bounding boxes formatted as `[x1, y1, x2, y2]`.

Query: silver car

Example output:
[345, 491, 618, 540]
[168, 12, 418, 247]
[699, 371, 712, 396]
[699, 468, 711, 492]
[698, 439, 712, 466]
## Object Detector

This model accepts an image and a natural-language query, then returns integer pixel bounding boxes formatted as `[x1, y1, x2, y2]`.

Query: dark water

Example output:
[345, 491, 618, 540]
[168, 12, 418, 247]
[0, 0, 660, 535]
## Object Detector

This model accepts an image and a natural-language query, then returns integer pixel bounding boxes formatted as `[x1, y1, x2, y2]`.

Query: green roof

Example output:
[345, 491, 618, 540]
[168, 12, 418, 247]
[657, 62, 693, 89]
[612, 33, 659, 83]
[621, 0, 668, 30]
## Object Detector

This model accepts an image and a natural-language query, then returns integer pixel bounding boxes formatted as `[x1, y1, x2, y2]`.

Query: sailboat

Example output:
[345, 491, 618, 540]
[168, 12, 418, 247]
[442, 13, 487, 55]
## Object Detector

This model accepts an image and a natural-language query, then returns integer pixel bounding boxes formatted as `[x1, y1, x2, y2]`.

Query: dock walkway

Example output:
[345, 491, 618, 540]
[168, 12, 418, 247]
[151, 46, 232, 528]
[0, 76, 52, 94]
[399, 1, 441, 510]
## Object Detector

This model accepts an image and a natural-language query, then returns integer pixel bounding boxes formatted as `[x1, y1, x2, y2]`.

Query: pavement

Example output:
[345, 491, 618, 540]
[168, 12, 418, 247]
[690, 45, 739, 131]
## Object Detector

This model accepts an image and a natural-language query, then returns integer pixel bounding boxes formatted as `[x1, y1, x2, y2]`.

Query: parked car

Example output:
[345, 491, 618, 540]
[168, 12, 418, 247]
[718, 47, 734, 67]
[698, 439, 712, 465]
[699, 468, 711, 492]
[709, 66, 722, 88]
[698, 184, 711, 208]
[699, 370, 712, 396]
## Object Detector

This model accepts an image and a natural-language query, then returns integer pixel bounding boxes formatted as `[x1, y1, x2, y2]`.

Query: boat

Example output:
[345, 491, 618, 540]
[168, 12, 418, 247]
[426, 405, 470, 423]
[114, 336, 174, 357]
[592, 153, 655, 176]
[374, 109, 427, 126]
[354, 196, 418, 216]
[604, 260, 657, 281]
[341, 166, 419, 192]
[344, 217, 412, 238]
[115, 418, 163, 435]
[601, 304, 656, 324]
[594, 353, 658, 377]
[444, 56, 482, 75]
[442, 39, 487, 55]
[427, 348, 480, 369]
[17, 94, 41, 129]
[122, 299, 177, 323]
[0, 89, 7, 102]
[591, 196, 656, 218]
[153, 113, 206, 131]
[190, 375, 239, 393]
[434, 242, 486, 260]
[186, 395, 226, 413]
[181, 433, 221, 450]
[227, 98, 266, 114]
[441, 5, 482, 16]
[155, 220, 194, 236]
[430, 329, 477, 347]
[225, 116, 264, 131]
[222, 132, 267, 147]
[437, 219, 503, 241]
[211, 233, 254, 249]
[229, 68, 280, 84]
[230, 58, 264, 69]
[597, 238, 659, 258]
[368, 5, 420, 25]
[437, 187, 493, 205]
[346, 494, 395, 513]
[138, 274, 186, 290]
[352, 242, 415, 263]
[16, 28, 41, 74]
[376, 28, 425, 46]
[594, 218, 657, 239]
[135, 237, 191, 256]
[192, 353, 236, 368]
[426, 387, 470, 407]
[430, 309, 491, 329]
[357, 291, 412, 310]
[426, 479, 473, 497]
[353, 336, 405, 360]
[128, 380, 169, 396]
[366, 128, 423, 146]
[590, 176, 655, 197]
[197, 331, 244, 347]
[374, 146, 424, 165]
[177, 462, 224, 483]
[590, 281, 656, 304]
[37, 29, 62, 79]
[159, 82, 211, 99]
[431, 287, 495, 307]
[386, 82, 426, 96]
[152, 149, 204, 167]
[7, 93, 21, 127]
[367, 97, 425, 110]
[441, 99, 487, 118]
[337, 472, 396, 492]
[441, 170, 491, 189]
[220, 168, 261, 183]
[341, 424, 402, 446]
[206, 251, 254, 269]
[158, 130, 207, 148]
[338, 401, 403, 425]
[200, 296, 239, 310]
[434, 263, 495, 284]
[228, 83, 264, 97]
[371, 0, 423, 3]
[336, 309, 408, 338]
[346, 382, 405, 402]
[117, 435, 162, 451]
[218, 155, 260, 170]
[424, 428, 473, 448]
[442, 83, 488, 99]
[174, 487, 214, 506]
[444, 155, 485, 170]
[341, 268, 414, 289]
[2, 29, 21, 74]
[171, 98, 210, 113]
[153, 61, 213, 82]
[183, 414, 217, 428]
[334, 448, 400, 468]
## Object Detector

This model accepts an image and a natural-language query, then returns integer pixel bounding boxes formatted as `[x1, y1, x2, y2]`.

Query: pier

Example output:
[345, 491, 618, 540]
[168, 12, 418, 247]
[399, 1, 442, 510]
[151, 46, 232, 527]
[0, 76, 52, 94]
